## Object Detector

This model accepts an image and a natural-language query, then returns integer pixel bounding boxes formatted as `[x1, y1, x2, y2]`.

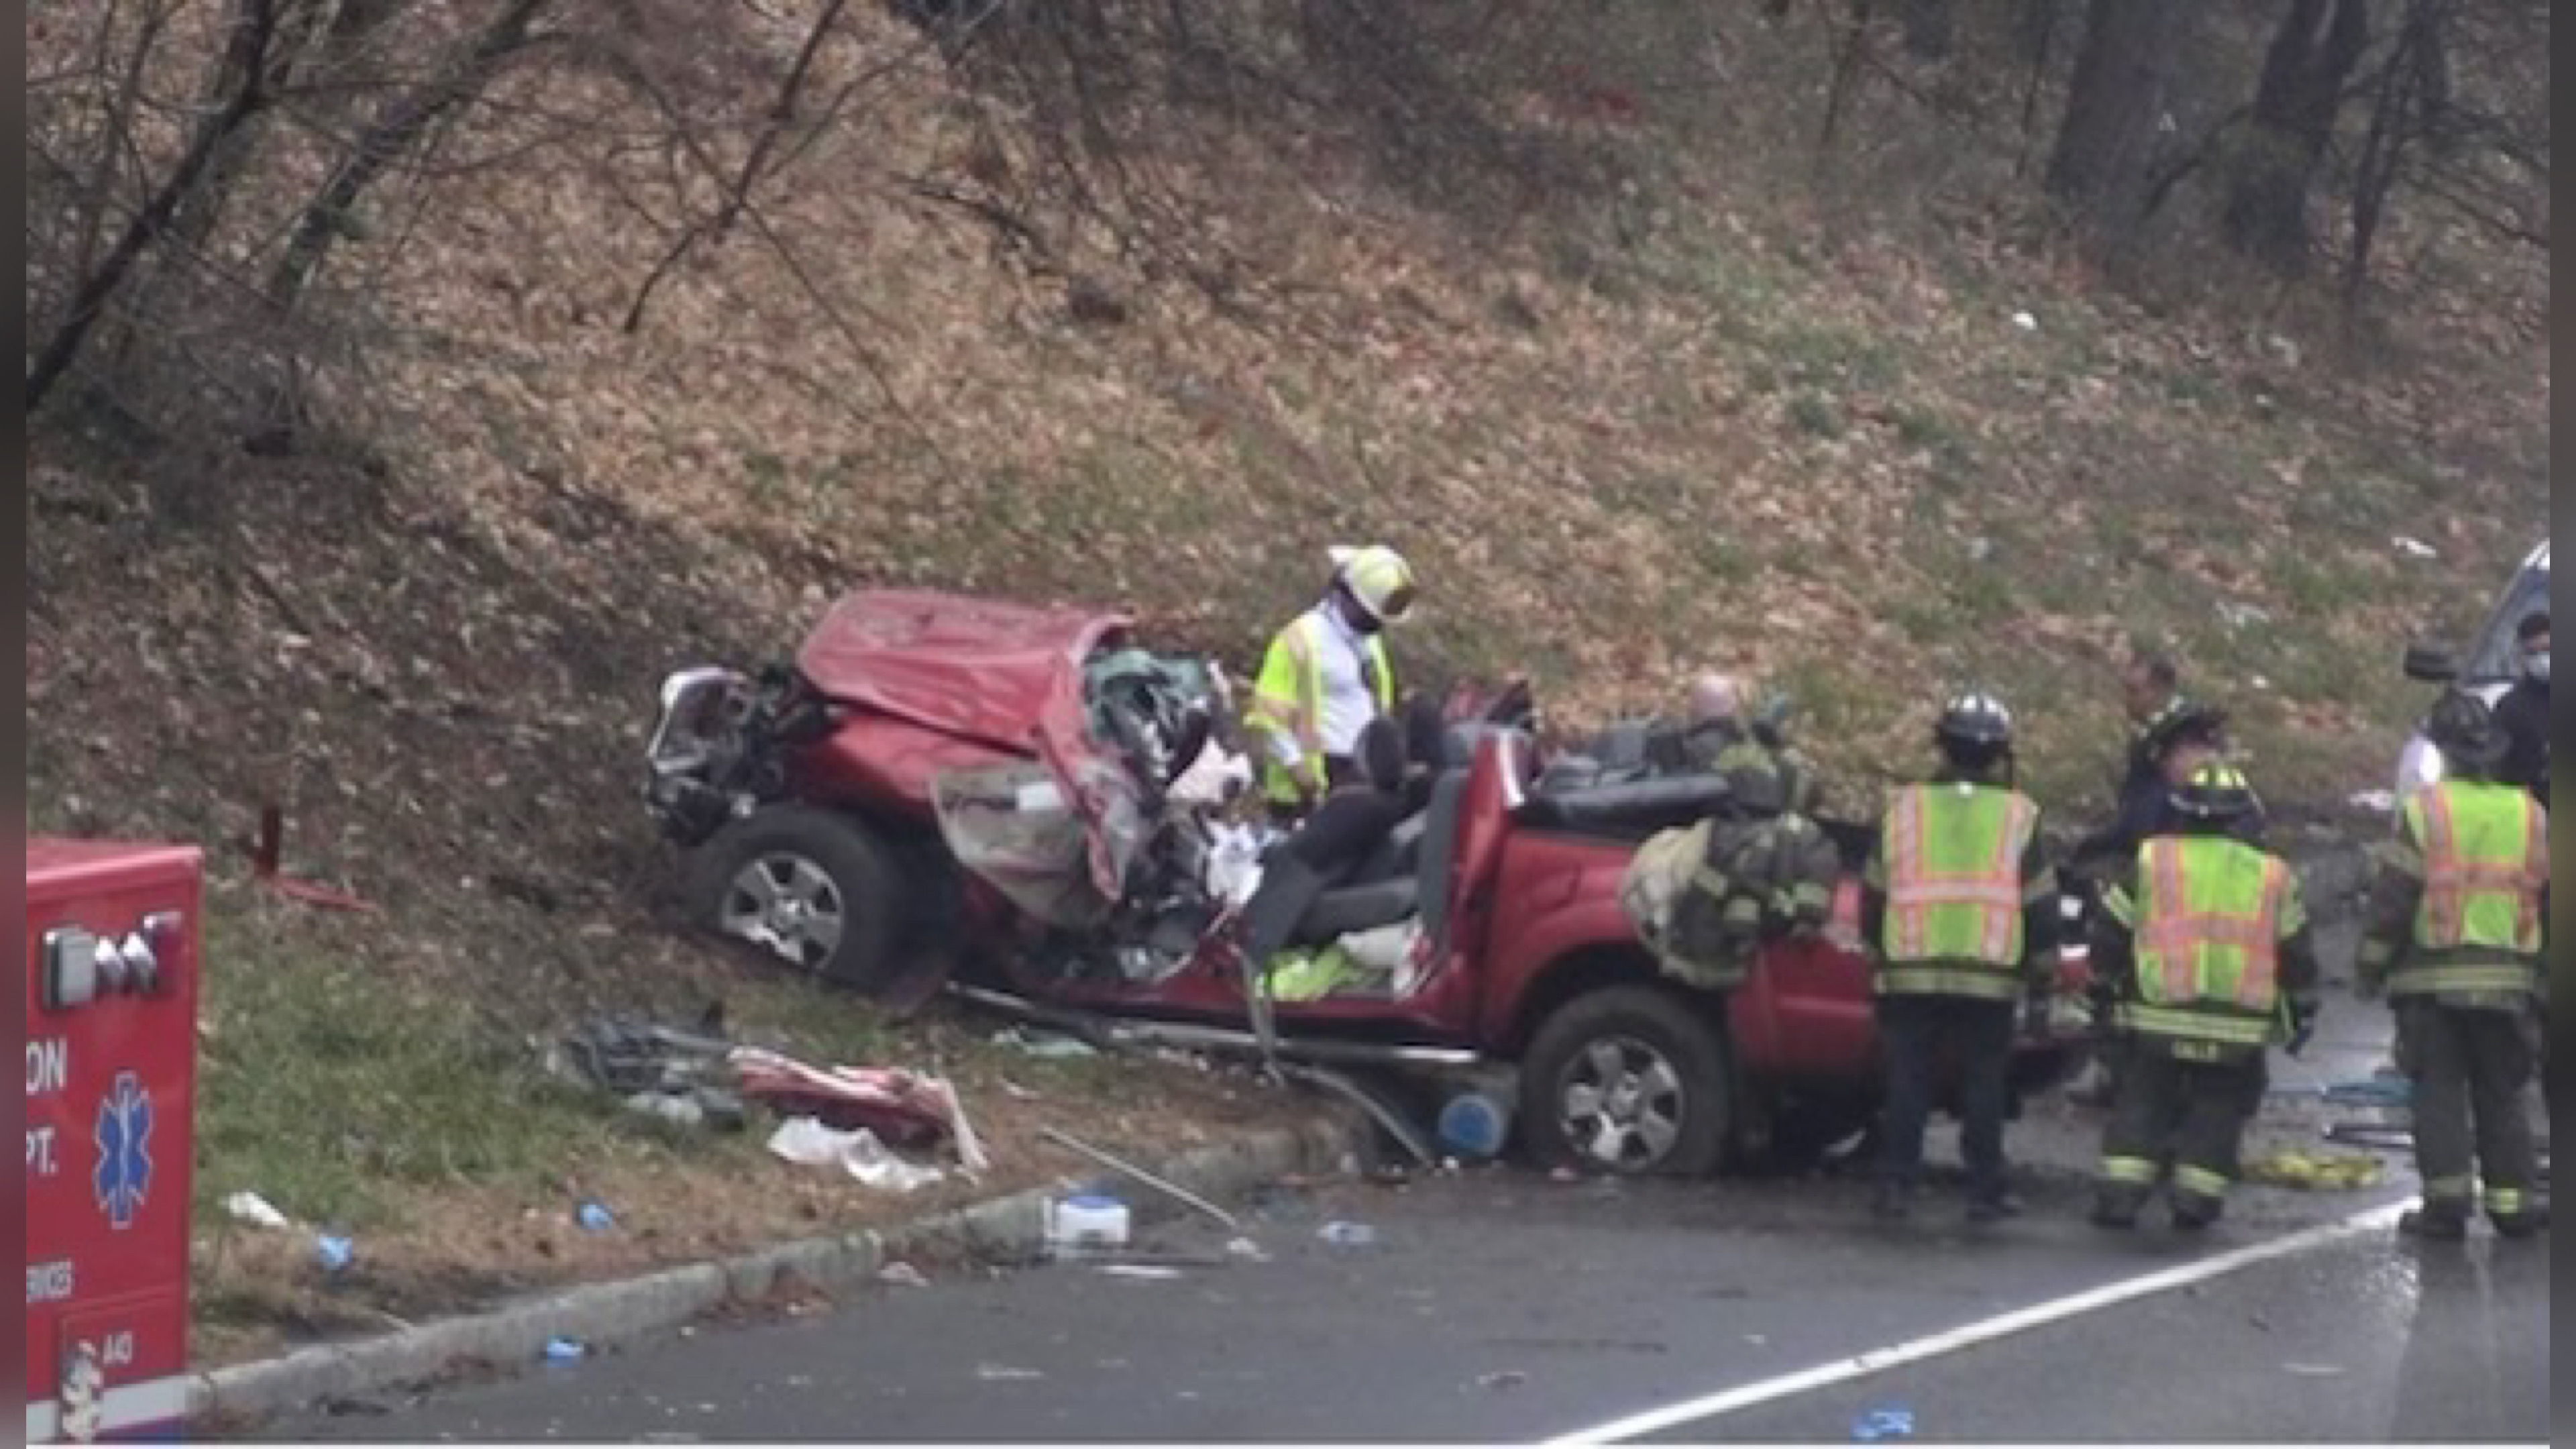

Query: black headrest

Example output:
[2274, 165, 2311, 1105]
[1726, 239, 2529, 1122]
[1355, 716, 1407, 793]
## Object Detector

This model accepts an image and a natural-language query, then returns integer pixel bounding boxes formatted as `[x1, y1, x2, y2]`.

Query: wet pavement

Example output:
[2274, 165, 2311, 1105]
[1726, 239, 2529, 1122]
[265, 919, 2551, 1444]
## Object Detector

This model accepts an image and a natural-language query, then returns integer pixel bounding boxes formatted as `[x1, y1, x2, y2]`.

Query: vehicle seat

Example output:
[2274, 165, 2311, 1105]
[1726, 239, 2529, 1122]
[1293, 876, 1419, 943]
[1269, 768, 1470, 954]
[1412, 768, 1468, 953]
[1519, 775, 1735, 842]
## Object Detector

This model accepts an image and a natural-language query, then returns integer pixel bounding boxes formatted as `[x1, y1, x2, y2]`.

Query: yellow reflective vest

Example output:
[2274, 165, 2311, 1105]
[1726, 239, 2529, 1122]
[1245, 609, 1394, 806]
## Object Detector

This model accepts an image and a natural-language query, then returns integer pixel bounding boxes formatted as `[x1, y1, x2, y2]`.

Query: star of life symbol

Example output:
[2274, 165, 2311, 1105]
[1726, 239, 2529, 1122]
[94, 1071, 154, 1231]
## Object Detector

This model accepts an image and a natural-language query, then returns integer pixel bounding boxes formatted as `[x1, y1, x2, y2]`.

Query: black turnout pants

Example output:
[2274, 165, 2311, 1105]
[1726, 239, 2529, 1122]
[2097, 1039, 2266, 1214]
[1876, 994, 2016, 1201]
[2398, 1000, 2540, 1221]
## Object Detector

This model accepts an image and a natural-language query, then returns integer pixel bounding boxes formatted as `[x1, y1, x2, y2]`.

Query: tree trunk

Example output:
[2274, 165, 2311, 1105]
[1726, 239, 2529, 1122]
[264, 0, 550, 313]
[2222, 0, 2370, 274]
[2344, 0, 2441, 313]
[2044, 0, 2186, 227]
[28, 0, 282, 414]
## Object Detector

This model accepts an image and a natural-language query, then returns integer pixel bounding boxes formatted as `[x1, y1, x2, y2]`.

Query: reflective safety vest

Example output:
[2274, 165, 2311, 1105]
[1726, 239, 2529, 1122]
[2108, 835, 2301, 1048]
[1875, 782, 2044, 1000]
[2392, 780, 2548, 999]
[1246, 610, 1394, 805]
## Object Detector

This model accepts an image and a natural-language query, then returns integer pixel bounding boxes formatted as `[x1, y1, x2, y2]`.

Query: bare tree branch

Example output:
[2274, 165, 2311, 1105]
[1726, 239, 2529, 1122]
[28, 0, 284, 414]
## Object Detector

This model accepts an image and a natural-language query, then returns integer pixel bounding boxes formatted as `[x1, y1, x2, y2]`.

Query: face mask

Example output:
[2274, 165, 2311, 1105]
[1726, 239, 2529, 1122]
[2526, 651, 2550, 684]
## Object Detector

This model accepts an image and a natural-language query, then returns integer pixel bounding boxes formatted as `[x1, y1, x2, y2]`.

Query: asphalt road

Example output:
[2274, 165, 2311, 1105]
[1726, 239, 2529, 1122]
[272, 1163, 2544, 1444]
[269, 922, 2551, 1444]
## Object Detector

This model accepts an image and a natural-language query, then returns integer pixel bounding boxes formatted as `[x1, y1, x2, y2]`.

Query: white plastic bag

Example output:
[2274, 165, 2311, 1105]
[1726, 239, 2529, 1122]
[766, 1118, 945, 1193]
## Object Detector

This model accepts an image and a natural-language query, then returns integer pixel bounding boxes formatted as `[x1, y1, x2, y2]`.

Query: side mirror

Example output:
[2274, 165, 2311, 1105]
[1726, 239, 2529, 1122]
[2402, 643, 2459, 684]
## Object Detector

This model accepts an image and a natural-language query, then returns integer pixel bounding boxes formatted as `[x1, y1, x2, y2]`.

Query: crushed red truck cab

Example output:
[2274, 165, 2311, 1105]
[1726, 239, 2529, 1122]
[25, 839, 203, 1444]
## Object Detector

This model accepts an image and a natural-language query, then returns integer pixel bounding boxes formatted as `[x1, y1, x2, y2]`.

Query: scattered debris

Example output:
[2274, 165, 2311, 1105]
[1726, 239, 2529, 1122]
[1224, 1236, 1269, 1262]
[1852, 1405, 1916, 1442]
[1744, 1334, 1770, 1346]
[1045, 1194, 1133, 1256]
[2393, 536, 2440, 559]
[2216, 601, 2272, 630]
[766, 1118, 945, 1193]
[991, 1027, 1099, 1060]
[314, 1235, 356, 1274]
[223, 1191, 294, 1231]
[2010, 310, 2038, 332]
[734, 1049, 986, 1171]
[576, 1201, 616, 1232]
[2284, 1363, 2347, 1378]
[2324, 1122, 2415, 1152]
[2245, 1151, 2383, 1191]
[542, 1337, 587, 1364]
[1475, 1370, 1529, 1391]
[1096, 1265, 1185, 1281]
[2325, 1078, 2412, 1108]
[1038, 1126, 1244, 1232]
[876, 1262, 930, 1289]
[1437, 1091, 1513, 1161]
[549, 1016, 747, 1132]
[1549, 1166, 1583, 1184]
[1318, 1221, 1379, 1247]
[975, 1364, 1045, 1383]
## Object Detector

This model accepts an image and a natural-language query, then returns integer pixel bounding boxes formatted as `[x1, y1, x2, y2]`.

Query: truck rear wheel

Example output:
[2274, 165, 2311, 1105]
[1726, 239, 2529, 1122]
[1522, 985, 1731, 1178]
[691, 806, 902, 992]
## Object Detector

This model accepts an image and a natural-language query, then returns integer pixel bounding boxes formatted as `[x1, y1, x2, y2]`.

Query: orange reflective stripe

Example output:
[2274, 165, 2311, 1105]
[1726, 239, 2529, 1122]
[1982, 797, 2033, 961]
[2417, 787, 2465, 942]
[2137, 843, 2283, 1010]
[2239, 857, 2287, 1009]
[2418, 788, 2546, 950]
[2144, 840, 2197, 1004]
[1890, 789, 1927, 959]
[1888, 790, 2025, 961]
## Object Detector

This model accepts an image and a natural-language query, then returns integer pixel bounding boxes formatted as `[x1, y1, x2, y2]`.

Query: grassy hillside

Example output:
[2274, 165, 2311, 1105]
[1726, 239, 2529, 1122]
[25, 0, 2545, 1355]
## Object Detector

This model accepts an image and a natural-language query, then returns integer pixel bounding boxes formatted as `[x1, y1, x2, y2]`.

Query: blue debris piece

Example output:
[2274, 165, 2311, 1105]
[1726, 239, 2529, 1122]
[576, 1201, 615, 1232]
[314, 1235, 355, 1274]
[1852, 1406, 1916, 1442]
[2324, 1079, 2412, 1108]
[543, 1337, 587, 1363]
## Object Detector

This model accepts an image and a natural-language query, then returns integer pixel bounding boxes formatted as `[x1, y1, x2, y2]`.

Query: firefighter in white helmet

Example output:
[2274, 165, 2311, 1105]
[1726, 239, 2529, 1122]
[1244, 545, 1417, 822]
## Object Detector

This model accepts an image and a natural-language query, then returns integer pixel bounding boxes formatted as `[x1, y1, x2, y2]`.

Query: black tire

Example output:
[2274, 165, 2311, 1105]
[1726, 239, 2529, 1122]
[689, 806, 903, 992]
[1521, 985, 1732, 1179]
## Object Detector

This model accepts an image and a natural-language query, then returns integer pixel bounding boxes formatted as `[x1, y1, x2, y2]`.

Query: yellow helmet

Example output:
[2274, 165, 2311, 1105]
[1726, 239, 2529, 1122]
[2170, 761, 2258, 822]
[1333, 544, 1417, 625]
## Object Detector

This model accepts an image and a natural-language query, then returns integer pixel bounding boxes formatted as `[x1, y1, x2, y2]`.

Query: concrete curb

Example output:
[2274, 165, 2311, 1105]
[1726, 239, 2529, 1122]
[188, 1111, 1360, 1429]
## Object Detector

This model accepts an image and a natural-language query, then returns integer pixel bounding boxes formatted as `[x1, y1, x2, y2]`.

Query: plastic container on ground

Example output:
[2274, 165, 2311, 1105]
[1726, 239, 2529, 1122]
[1045, 1194, 1132, 1258]
[1437, 1091, 1513, 1161]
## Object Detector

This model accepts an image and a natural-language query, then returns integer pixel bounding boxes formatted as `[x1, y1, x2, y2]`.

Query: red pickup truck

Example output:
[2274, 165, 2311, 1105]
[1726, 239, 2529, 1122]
[644, 589, 2090, 1176]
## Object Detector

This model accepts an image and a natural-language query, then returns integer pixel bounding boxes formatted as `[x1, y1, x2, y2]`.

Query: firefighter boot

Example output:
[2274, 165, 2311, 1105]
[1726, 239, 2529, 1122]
[2398, 1200, 2471, 1242]
[2487, 1186, 2547, 1240]
[2170, 1191, 2225, 1232]
[2089, 1184, 2147, 1230]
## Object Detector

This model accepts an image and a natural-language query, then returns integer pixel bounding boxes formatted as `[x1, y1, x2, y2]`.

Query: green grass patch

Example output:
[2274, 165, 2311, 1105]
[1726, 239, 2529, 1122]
[1788, 392, 1845, 440]
[191, 909, 653, 1232]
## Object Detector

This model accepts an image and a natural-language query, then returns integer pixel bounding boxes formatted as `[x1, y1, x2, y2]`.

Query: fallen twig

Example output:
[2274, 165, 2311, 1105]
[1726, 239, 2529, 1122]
[1038, 1126, 1243, 1233]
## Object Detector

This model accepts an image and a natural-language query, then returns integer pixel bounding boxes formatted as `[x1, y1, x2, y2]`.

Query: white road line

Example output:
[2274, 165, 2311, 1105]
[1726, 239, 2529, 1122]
[1542, 1201, 2412, 1446]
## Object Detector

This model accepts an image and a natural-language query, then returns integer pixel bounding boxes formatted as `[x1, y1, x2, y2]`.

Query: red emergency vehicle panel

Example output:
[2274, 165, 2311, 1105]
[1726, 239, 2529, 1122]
[25, 841, 203, 1444]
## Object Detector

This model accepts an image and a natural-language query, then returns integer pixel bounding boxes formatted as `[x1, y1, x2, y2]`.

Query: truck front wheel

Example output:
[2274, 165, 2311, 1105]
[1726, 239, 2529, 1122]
[690, 806, 902, 992]
[1522, 985, 1732, 1178]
